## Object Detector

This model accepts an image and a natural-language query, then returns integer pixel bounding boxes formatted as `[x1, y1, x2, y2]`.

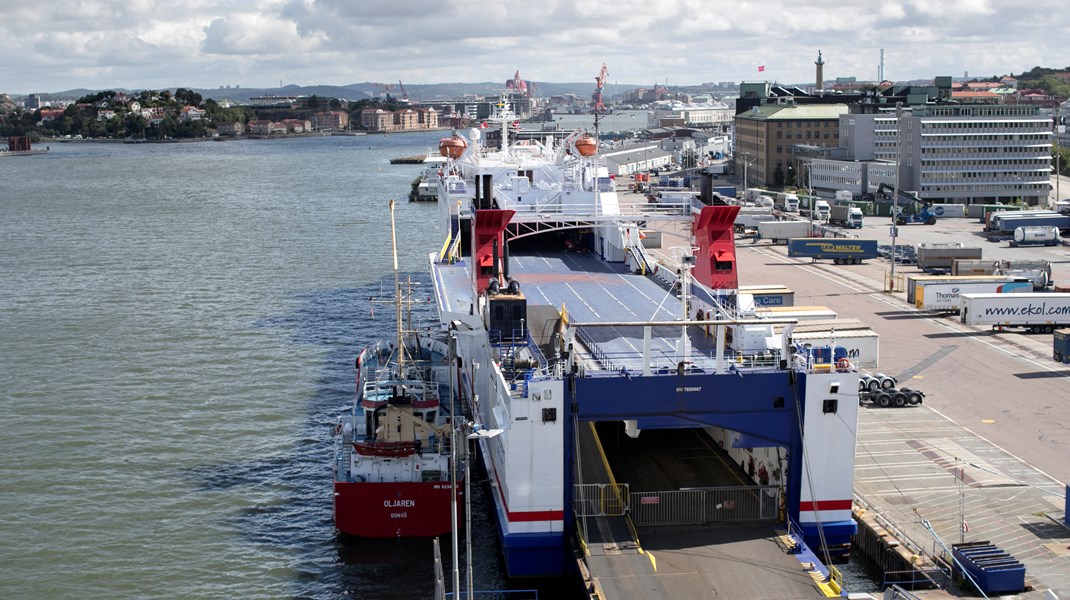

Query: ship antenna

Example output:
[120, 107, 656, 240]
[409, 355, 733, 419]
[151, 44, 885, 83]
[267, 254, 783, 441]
[389, 199, 404, 370]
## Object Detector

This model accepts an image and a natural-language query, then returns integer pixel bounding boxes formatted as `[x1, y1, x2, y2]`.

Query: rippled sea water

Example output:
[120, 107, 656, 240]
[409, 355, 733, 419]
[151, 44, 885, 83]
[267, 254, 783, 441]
[0, 133, 517, 599]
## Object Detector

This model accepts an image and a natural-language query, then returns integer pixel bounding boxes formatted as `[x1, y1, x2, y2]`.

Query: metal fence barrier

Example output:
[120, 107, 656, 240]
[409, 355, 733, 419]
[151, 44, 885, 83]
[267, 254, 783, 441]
[630, 486, 780, 526]
[573, 483, 630, 517]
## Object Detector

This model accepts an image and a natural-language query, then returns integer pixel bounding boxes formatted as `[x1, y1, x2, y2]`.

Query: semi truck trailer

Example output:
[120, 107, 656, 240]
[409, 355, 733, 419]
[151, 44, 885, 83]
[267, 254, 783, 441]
[787, 238, 879, 264]
[960, 293, 1070, 333]
[915, 280, 1032, 312]
[757, 220, 813, 244]
[829, 204, 864, 228]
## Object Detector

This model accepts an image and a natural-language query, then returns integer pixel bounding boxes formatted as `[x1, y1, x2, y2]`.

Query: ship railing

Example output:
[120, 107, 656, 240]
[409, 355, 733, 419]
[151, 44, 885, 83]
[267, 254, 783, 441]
[499, 199, 689, 221]
[572, 335, 783, 376]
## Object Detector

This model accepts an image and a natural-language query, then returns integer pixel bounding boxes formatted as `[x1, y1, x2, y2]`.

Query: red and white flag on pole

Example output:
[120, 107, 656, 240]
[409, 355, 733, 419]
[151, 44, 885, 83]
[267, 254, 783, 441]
[758, 65, 766, 73]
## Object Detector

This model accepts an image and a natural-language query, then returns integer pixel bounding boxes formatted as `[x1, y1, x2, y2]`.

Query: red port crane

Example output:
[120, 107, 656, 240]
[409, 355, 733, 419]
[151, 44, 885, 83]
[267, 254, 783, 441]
[592, 63, 608, 113]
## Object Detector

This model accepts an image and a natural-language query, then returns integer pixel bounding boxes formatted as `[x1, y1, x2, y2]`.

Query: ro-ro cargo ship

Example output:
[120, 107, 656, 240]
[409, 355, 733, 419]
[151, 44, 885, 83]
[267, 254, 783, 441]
[428, 105, 859, 577]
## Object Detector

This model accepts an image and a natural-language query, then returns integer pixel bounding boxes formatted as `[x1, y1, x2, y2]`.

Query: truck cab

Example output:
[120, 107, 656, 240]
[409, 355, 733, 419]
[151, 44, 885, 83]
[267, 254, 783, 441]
[815, 200, 831, 221]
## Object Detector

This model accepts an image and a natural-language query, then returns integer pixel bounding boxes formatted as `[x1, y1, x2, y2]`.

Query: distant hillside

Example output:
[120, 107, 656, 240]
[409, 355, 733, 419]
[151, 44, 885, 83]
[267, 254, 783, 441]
[16, 81, 642, 104]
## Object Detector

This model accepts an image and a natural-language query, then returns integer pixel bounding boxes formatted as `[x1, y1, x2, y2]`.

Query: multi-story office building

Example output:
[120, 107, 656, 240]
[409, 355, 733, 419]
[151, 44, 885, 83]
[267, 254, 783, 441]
[839, 105, 1052, 204]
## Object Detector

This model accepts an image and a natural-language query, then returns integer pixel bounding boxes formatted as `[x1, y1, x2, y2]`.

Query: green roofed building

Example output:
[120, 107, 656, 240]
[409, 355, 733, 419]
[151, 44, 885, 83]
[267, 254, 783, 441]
[734, 101, 850, 188]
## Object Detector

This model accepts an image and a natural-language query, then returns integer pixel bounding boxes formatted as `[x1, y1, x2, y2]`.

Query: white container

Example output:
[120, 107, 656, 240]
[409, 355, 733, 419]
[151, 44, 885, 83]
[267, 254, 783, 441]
[1012, 226, 1059, 247]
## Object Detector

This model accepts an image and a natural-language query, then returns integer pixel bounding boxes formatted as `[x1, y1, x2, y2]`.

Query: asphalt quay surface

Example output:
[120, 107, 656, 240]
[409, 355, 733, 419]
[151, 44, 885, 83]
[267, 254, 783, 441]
[729, 214, 1070, 598]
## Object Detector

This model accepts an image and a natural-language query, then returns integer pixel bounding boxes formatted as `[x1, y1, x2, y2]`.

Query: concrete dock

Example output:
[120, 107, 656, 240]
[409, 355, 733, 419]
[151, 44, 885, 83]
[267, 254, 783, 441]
[742, 212, 1070, 597]
[638, 196, 1070, 598]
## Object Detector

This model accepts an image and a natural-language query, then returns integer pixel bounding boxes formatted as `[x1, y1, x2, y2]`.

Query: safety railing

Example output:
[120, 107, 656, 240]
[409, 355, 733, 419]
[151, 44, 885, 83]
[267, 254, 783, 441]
[573, 483, 629, 518]
[571, 333, 783, 376]
[630, 486, 780, 526]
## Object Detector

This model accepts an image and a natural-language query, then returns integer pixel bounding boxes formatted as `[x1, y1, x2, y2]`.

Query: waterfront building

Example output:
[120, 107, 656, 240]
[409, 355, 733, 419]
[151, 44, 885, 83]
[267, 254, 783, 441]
[358, 107, 439, 132]
[648, 100, 733, 132]
[313, 110, 349, 131]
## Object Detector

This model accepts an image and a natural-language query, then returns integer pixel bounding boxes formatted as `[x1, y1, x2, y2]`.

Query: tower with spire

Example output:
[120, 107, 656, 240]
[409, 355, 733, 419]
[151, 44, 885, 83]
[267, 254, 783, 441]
[815, 50, 825, 92]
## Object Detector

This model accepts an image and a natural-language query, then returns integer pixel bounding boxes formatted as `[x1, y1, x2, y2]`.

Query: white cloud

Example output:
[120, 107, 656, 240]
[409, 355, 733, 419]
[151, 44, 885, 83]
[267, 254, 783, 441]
[0, 0, 1068, 94]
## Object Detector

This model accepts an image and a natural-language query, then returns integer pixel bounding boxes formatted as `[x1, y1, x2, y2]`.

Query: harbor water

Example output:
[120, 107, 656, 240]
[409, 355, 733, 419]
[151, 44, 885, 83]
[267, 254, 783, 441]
[0, 133, 514, 599]
[0, 131, 881, 599]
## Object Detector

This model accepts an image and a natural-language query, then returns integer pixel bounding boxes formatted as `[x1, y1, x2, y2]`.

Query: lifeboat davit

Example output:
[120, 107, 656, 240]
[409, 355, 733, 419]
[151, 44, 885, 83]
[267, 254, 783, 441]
[439, 135, 467, 159]
[575, 135, 597, 157]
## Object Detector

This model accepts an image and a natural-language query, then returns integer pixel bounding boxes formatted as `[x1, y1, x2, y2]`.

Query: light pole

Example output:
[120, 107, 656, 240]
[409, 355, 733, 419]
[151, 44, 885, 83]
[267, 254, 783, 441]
[806, 162, 814, 233]
[463, 424, 501, 600]
[449, 334, 461, 598]
[890, 103, 903, 291]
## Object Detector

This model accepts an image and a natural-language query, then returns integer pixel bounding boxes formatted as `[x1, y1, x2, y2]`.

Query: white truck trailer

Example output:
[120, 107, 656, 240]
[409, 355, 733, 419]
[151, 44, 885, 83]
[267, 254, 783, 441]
[757, 220, 813, 244]
[960, 293, 1070, 333]
[915, 280, 1032, 312]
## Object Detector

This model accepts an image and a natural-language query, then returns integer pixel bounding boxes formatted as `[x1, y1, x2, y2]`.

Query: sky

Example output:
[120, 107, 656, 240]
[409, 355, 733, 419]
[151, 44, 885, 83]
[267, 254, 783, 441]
[1, 0, 1068, 96]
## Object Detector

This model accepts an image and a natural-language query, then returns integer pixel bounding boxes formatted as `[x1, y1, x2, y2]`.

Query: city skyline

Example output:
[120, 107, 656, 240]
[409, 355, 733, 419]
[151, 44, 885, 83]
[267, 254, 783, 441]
[1, 0, 1067, 95]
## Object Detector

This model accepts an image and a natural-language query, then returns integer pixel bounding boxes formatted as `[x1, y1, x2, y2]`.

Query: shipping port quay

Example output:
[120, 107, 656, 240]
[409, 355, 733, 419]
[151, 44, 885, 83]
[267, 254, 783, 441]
[721, 216, 1070, 599]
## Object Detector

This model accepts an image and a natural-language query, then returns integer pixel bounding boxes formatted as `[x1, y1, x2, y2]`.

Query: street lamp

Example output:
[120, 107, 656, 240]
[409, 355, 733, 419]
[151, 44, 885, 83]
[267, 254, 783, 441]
[891, 103, 903, 291]
[740, 152, 756, 197]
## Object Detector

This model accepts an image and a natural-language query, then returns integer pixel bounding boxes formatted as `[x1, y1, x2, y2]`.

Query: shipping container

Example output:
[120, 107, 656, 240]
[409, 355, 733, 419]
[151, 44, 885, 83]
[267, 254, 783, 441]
[1055, 329, 1070, 363]
[738, 284, 795, 307]
[755, 305, 838, 321]
[757, 220, 813, 243]
[916, 243, 983, 271]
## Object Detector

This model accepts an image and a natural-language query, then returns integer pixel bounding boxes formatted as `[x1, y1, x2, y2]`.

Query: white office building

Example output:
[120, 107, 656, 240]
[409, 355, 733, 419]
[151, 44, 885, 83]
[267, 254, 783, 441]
[837, 105, 1052, 205]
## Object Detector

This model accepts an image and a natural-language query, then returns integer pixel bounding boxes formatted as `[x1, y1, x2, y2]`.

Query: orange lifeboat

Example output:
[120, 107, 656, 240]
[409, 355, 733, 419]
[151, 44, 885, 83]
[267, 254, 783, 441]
[575, 135, 597, 157]
[439, 135, 467, 159]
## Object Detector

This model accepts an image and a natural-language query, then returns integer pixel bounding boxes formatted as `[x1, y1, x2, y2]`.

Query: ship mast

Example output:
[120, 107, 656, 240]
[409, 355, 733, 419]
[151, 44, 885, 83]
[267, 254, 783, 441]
[389, 199, 404, 370]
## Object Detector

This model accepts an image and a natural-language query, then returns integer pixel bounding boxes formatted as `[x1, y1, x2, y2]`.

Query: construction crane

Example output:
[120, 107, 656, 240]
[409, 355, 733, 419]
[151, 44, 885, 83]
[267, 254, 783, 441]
[508, 70, 530, 97]
[397, 80, 409, 102]
[592, 63, 608, 113]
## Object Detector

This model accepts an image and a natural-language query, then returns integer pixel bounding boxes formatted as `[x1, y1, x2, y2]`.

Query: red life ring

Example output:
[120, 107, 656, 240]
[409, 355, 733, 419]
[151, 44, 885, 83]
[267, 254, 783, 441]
[836, 358, 850, 371]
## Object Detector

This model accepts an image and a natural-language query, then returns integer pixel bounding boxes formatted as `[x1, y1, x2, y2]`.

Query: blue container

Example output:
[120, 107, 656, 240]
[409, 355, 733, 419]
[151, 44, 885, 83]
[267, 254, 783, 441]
[1054, 329, 1070, 364]
[952, 542, 1025, 595]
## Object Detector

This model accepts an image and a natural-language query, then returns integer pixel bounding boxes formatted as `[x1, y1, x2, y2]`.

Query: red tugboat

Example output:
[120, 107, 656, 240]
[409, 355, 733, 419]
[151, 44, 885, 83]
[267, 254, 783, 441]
[333, 200, 460, 538]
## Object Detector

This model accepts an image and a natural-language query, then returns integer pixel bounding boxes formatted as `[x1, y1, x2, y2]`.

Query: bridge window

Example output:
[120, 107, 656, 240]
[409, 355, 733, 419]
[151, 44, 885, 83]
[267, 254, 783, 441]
[822, 399, 838, 414]
[714, 260, 733, 272]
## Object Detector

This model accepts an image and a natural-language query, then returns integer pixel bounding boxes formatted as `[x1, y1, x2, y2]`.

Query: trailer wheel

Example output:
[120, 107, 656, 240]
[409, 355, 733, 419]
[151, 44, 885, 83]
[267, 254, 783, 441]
[881, 378, 895, 390]
[868, 380, 881, 392]
[877, 393, 892, 408]
[1044, 325, 1055, 334]
[926, 216, 937, 225]
[907, 391, 923, 405]
[893, 393, 907, 407]
[858, 380, 867, 392]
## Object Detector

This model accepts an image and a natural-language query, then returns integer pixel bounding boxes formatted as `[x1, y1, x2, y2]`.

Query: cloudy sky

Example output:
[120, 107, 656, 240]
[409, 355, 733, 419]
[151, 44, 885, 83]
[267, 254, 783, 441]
[1, 0, 1067, 95]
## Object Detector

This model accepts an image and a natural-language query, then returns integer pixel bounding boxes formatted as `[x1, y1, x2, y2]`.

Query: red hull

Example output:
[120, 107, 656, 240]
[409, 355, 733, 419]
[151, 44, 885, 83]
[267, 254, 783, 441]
[334, 480, 461, 538]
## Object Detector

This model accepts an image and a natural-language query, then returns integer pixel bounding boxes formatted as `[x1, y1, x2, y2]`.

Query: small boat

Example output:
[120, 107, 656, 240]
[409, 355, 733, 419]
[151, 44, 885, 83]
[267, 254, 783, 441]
[333, 200, 460, 538]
